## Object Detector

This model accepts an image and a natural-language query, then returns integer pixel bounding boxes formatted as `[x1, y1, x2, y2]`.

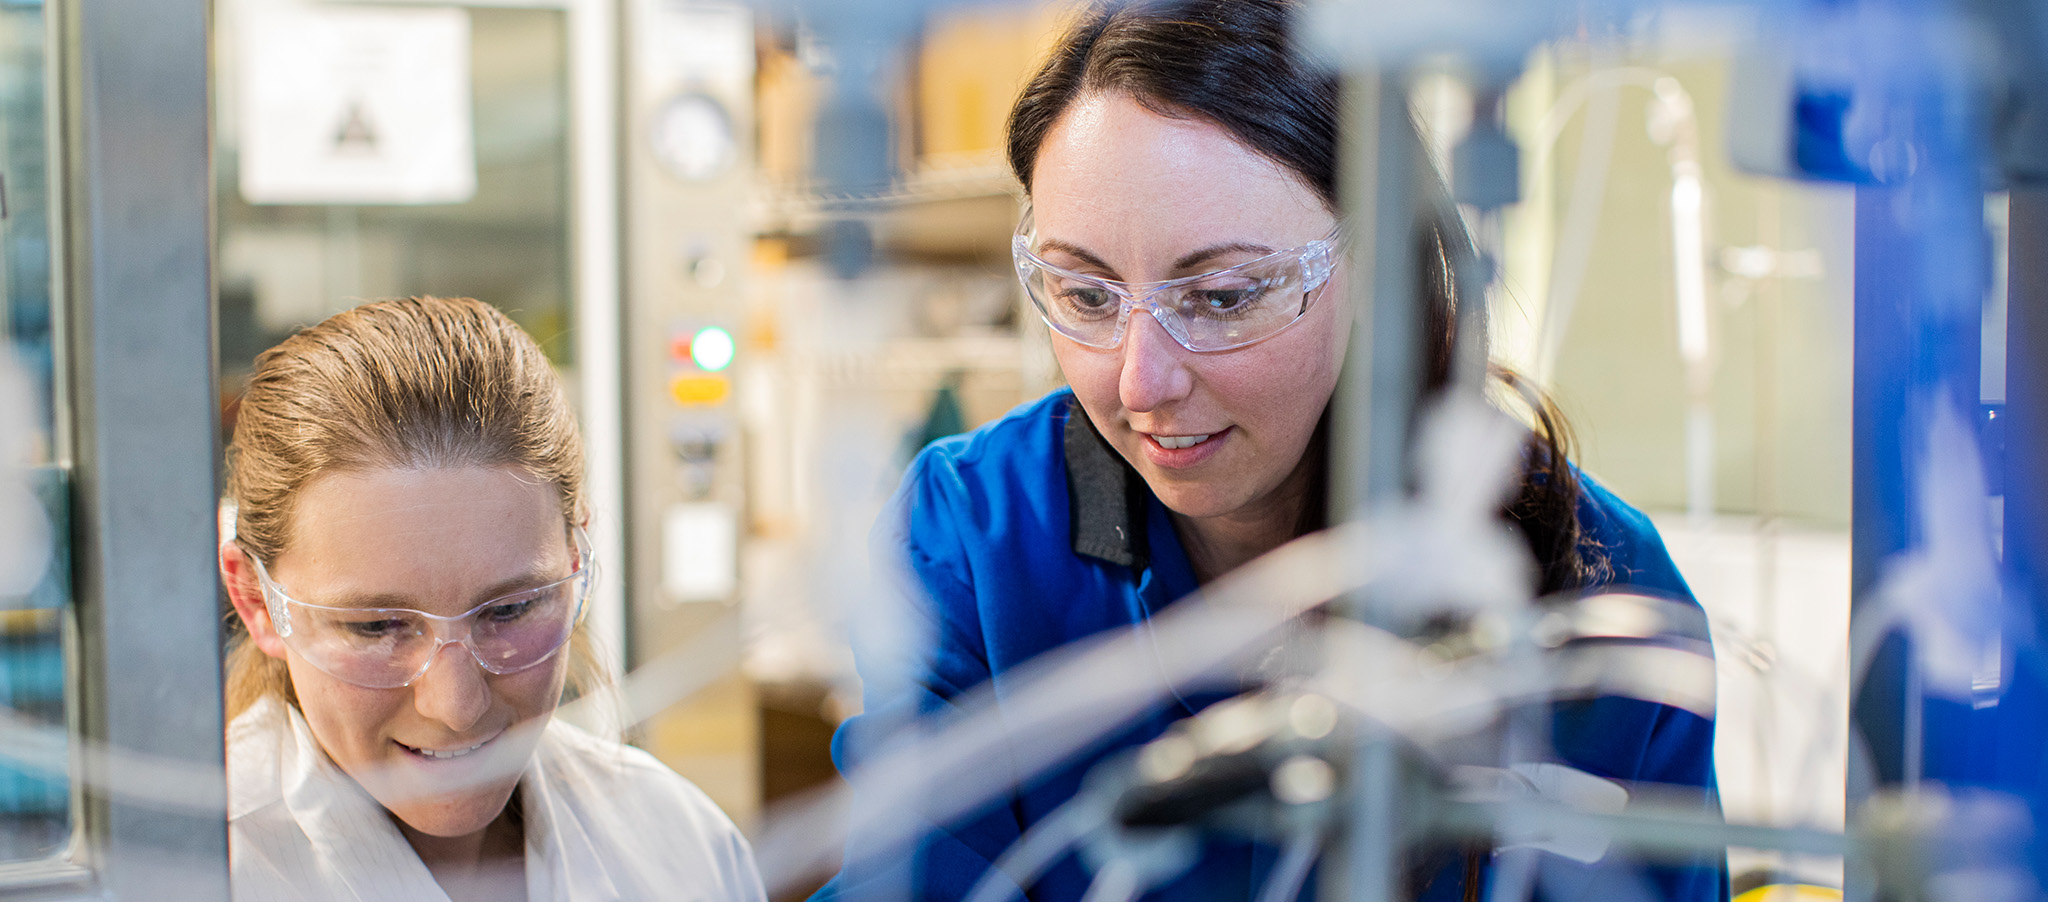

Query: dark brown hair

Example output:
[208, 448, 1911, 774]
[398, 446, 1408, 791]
[222, 295, 599, 718]
[1007, 0, 1603, 595]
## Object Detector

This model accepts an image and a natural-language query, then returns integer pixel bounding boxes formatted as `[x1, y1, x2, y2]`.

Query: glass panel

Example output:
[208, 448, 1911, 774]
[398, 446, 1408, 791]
[1490, 50, 1856, 889]
[0, 0, 69, 866]
[215, 5, 573, 400]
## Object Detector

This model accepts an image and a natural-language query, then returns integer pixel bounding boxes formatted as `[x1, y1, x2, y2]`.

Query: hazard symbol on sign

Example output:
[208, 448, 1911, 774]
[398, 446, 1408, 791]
[235, 0, 475, 205]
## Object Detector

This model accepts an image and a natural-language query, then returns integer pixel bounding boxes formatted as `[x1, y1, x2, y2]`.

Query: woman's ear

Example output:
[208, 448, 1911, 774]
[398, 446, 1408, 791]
[220, 539, 287, 660]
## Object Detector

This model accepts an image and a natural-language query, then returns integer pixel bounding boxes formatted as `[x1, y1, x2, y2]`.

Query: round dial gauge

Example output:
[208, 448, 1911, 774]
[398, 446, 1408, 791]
[651, 92, 736, 182]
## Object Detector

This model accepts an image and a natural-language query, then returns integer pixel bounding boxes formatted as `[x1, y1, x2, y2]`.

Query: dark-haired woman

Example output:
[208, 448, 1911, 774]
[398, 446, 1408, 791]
[819, 1, 1726, 900]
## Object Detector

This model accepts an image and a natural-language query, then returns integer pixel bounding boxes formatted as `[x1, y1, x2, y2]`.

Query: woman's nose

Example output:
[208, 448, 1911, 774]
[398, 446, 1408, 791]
[410, 643, 491, 732]
[1118, 311, 1194, 414]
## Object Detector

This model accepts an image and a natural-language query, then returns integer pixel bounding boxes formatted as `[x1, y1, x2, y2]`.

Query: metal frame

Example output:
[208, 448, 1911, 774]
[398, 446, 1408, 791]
[565, 0, 627, 696]
[1325, 71, 1425, 902]
[34, 0, 224, 895]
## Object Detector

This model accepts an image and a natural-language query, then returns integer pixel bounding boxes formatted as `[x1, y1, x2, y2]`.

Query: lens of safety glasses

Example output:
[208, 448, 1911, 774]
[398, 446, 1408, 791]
[284, 575, 584, 688]
[1011, 231, 1339, 353]
[249, 531, 593, 689]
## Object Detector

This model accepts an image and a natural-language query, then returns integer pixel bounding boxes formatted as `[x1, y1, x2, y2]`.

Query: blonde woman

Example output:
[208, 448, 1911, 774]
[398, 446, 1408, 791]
[219, 296, 765, 902]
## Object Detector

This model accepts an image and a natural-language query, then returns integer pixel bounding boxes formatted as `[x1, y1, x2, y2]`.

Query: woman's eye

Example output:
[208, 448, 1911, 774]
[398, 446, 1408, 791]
[482, 598, 537, 623]
[1054, 284, 1118, 316]
[344, 618, 407, 638]
[1188, 283, 1271, 315]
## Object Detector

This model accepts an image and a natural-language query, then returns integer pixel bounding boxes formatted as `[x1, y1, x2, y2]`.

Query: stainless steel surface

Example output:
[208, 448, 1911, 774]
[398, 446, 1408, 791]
[1325, 70, 1425, 902]
[58, 0, 226, 894]
[1329, 71, 1422, 525]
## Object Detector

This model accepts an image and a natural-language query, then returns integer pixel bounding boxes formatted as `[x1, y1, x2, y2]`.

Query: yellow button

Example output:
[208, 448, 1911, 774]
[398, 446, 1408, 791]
[669, 373, 731, 406]
[1735, 886, 1842, 902]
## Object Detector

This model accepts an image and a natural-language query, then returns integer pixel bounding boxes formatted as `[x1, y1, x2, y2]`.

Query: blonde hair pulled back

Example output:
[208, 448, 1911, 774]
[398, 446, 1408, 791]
[224, 296, 598, 719]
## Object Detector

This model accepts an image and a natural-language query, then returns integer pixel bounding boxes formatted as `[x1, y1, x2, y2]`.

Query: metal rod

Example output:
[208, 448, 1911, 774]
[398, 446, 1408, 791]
[1329, 70, 1423, 525]
[1434, 798, 1851, 863]
[1325, 67, 1427, 902]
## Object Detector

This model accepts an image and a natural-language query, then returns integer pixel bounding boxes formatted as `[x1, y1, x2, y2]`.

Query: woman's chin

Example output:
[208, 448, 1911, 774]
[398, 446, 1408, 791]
[381, 785, 517, 840]
[1151, 483, 1249, 523]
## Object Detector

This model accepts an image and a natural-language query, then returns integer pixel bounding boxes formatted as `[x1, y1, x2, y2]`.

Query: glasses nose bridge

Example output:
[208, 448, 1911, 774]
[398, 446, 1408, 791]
[1122, 282, 1198, 351]
[418, 610, 486, 668]
[395, 606, 523, 687]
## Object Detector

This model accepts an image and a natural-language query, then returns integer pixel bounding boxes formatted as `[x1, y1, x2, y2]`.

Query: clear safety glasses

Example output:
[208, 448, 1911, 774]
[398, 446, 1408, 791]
[246, 527, 595, 690]
[1012, 212, 1342, 353]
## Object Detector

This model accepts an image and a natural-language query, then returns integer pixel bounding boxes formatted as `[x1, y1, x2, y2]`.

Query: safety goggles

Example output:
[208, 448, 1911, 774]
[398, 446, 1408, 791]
[245, 527, 594, 690]
[1012, 211, 1341, 353]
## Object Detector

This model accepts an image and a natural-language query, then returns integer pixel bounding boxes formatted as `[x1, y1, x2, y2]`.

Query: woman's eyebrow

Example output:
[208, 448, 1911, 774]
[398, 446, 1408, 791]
[1034, 239, 1115, 273]
[1037, 239, 1281, 275]
[1174, 242, 1277, 271]
[308, 567, 559, 610]
[471, 569, 560, 604]
[313, 590, 417, 610]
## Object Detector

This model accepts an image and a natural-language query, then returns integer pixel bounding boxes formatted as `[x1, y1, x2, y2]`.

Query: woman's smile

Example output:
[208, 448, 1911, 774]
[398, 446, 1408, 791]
[1137, 426, 1230, 468]
[395, 727, 503, 761]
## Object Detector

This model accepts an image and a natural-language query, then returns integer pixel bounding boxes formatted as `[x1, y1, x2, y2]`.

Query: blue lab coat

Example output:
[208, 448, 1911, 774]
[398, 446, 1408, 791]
[815, 388, 1729, 902]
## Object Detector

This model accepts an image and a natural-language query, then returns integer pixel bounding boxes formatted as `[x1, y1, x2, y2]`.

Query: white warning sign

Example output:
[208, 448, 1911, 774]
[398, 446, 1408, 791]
[236, 0, 475, 205]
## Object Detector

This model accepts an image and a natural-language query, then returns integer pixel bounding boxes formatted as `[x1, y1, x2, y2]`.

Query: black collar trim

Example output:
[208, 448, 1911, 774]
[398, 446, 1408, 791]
[1063, 399, 1149, 570]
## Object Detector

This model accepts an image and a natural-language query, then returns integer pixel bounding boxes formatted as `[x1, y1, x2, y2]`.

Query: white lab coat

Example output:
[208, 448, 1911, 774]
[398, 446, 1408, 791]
[228, 696, 768, 901]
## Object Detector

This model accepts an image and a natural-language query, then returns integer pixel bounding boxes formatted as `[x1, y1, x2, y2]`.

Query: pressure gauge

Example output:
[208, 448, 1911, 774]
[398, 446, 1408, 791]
[650, 92, 736, 182]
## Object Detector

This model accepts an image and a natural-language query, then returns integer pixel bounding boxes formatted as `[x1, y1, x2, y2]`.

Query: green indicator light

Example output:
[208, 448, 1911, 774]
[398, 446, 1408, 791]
[691, 326, 735, 372]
